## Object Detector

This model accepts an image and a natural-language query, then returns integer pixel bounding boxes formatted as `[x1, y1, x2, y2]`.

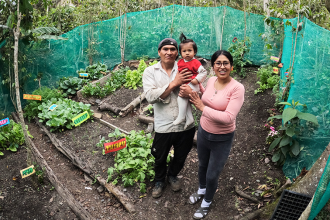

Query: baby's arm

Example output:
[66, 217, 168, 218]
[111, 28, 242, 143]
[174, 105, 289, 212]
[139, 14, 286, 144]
[191, 78, 199, 85]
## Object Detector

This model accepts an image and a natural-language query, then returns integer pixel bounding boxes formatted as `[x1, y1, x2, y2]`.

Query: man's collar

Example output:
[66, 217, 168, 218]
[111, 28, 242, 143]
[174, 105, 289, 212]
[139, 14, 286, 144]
[155, 61, 178, 71]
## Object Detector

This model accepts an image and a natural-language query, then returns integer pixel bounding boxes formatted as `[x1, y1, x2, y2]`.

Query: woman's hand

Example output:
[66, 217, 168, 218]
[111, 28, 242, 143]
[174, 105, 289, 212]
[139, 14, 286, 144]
[189, 91, 205, 112]
[179, 84, 193, 98]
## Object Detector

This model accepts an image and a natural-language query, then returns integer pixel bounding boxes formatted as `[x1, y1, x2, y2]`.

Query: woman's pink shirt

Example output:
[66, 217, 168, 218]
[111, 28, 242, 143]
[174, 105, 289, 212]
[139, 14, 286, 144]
[199, 76, 245, 134]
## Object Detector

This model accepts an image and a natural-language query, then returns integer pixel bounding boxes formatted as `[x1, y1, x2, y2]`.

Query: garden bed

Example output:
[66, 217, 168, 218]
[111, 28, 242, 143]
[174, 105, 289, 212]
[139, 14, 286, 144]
[7, 66, 292, 220]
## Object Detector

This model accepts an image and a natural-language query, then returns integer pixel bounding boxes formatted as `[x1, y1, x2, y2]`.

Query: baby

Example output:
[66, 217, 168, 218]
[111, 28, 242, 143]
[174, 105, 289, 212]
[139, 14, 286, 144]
[173, 34, 207, 129]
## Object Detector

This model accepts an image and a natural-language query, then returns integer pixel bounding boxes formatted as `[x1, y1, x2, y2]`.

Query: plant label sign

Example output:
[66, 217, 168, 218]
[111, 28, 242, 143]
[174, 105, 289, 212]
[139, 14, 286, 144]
[48, 104, 58, 111]
[0, 117, 10, 127]
[79, 73, 89, 77]
[232, 37, 237, 43]
[23, 94, 42, 101]
[270, 56, 279, 62]
[104, 138, 127, 154]
[273, 67, 279, 74]
[285, 72, 289, 77]
[72, 111, 89, 126]
[20, 165, 35, 179]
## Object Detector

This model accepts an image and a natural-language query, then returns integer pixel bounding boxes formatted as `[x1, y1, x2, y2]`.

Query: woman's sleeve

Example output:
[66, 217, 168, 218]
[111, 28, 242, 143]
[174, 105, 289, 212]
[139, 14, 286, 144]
[202, 84, 245, 124]
[199, 83, 206, 93]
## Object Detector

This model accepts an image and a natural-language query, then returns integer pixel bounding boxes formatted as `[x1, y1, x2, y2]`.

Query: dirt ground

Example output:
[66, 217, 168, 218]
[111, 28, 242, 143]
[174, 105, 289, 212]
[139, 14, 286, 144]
[0, 147, 77, 220]
[1, 65, 289, 220]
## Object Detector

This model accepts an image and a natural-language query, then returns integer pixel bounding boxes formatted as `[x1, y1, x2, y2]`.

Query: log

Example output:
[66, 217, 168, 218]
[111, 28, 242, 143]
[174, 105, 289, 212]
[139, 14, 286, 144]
[138, 115, 154, 124]
[9, 112, 96, 220]
[96, 118, 129, 135]
[97, 177, 136, 213]
[235, 185, 259, 203]
[35, 118, 94, 175]
[119, 93, 145, 117]
[98, 103, 121, 114]
[27, 137, 94, 219]
[35, 118, 135, 213]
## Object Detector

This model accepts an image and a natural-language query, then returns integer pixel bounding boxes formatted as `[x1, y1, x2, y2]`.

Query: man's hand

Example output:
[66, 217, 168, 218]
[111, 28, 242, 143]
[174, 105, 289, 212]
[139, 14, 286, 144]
[172, 68, 192, 87]
[159, 69, 192, 100]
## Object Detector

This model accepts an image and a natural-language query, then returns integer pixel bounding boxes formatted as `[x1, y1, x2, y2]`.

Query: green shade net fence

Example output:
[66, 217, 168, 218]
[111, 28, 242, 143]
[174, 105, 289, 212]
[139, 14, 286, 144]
[0, 5, 279, 117]
[0, 5, 329, 218]
[308, 156, 330, 220]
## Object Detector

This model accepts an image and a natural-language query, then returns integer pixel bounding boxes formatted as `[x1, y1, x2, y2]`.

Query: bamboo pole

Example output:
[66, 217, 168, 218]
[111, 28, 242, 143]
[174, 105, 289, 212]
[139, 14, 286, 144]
[13, 1, 32, 167]
[220, 1, 227, 50]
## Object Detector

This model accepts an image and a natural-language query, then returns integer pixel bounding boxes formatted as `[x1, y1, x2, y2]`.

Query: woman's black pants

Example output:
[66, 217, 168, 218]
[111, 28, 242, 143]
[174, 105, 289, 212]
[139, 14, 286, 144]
[197, 125, 234, 202]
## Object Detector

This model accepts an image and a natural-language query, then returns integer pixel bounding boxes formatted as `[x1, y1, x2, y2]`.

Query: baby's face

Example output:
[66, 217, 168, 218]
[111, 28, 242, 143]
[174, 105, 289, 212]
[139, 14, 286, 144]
[181, 43, 196, 61]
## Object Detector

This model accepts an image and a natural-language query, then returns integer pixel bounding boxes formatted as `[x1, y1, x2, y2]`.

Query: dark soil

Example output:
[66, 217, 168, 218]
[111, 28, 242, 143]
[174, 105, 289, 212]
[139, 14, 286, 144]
[0, 146, 77, 220]
[1, 65, 287, 220]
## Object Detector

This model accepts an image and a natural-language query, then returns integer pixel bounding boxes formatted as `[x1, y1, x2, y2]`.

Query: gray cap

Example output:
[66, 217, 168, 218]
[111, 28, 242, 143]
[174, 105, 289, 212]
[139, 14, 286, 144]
[158, 38, 178, 51]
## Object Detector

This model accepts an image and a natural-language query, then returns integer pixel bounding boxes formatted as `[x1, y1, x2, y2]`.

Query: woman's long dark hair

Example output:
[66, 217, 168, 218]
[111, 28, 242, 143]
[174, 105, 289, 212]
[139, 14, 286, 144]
[211, 50, 233, 67]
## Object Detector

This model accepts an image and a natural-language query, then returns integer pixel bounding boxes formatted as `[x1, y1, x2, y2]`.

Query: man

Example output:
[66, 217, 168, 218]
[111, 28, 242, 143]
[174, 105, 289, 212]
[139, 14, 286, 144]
[143, 38, 195, 198]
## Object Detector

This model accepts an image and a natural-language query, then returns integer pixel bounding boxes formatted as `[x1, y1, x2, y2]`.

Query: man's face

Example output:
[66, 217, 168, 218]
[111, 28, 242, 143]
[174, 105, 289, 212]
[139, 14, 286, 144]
[158, 45, 178, 64]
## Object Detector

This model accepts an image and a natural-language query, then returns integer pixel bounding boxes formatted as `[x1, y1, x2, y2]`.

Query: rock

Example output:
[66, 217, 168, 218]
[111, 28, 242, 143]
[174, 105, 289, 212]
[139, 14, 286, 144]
[94, 113, 102, 119]
[255, 193, 260, 197]
[123, 188, 127, 192]
[256, 180, 260, 183]
[146, 123, 154, 133]
[84, 174, 93, 185]
[234, 215, 240, 220]
[230, 177, 234, 181]
[49, 197, 53, 203]
[104, 192, 111, 197]
[256, 190, 263, 194]
[114, 203, 120, 208]
[97, 186, 104, 193]
[244, 207, 252, 212]
[95, 99, 101, 104]
[265, 158, 270, 163]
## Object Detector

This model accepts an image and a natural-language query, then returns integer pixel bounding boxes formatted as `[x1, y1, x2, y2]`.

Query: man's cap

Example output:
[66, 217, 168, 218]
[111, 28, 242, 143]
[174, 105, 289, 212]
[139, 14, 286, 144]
[158, 38, 178, 51]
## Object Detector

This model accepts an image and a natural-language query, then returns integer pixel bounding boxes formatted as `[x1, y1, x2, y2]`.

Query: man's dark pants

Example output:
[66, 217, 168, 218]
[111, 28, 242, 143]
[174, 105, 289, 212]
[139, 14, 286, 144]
[151, 127, 195, 183]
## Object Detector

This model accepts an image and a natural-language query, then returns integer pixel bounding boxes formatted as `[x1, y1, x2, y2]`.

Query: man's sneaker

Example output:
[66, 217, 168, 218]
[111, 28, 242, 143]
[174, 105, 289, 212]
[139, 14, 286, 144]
[168, 176, 181, 192]
[152, 182, 165, 198]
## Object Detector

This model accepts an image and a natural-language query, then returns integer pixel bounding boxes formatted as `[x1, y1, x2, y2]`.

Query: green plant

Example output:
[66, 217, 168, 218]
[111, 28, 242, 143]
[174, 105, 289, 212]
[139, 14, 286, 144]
[58, 77, 88, 97]
[81, 66, 128, 98]
[125, 60, 158, 89]
[227, 38, 252, 77]
[0, 121, 33, 156]
[254, 65, 280, 94]
[96, 129, 154, 193]
[33, 164, 45, 184]
[81, 62, 108, 80]
[267, 100, 319, 165]
[24, 87, 64, 122]
[144, 104, 153, 116]
[38, 98, 93, 132]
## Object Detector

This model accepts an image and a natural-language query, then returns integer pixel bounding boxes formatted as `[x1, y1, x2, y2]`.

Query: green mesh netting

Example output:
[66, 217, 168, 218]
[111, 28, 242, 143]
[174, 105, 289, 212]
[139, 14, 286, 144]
[281, 16, 330, 180]
[308, 156, 330, 220]
[0, 5, 280, 117]
[1, 5, 330, 218]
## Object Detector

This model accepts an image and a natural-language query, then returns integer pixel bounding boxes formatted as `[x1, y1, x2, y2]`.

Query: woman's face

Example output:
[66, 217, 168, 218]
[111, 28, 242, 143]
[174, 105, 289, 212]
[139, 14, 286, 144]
[213, 55, 232, 80]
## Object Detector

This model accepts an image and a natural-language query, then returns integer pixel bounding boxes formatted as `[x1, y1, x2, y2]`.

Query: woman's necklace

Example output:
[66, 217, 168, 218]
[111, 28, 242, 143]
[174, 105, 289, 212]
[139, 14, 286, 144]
[211, 78, 231, 100]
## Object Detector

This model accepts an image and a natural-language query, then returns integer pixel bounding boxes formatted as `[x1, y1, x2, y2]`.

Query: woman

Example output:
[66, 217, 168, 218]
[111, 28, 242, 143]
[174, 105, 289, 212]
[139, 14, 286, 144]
[179, 50, 245, 219]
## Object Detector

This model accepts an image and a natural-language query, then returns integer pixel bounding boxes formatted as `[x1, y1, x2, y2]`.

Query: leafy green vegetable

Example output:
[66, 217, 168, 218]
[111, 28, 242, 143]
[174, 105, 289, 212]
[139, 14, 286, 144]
[254, 65, 280, 94]
[125, 60, 158, 90]
[97, 129, 154, 193]
[38, 98, 93, 132]
[228, 38, 252, 77]
[24, 87, 64, 122]
[81, 66, 128, 98]
[78, 62, 108, 80]
[0, 121, 33, 155]
[58, 77, 88, 97]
